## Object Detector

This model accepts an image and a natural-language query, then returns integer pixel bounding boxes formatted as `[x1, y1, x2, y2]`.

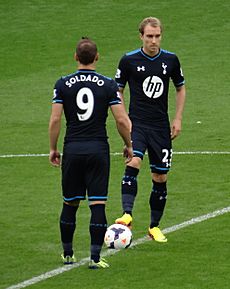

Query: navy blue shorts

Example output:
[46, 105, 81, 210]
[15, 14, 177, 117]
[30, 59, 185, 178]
[61, 141, 110, 202]
[131, 125, 172, 174]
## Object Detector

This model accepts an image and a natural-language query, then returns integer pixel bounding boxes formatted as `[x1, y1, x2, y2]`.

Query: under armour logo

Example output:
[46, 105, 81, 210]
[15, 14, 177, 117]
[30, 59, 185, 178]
[137, 66, 145, 72]
[122, 180, 131, 185]
[162, 63, 167, 75]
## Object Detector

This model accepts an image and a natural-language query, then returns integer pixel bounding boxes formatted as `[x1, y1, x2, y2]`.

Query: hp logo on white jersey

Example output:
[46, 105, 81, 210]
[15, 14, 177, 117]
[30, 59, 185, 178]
[143, 76, 164, 98]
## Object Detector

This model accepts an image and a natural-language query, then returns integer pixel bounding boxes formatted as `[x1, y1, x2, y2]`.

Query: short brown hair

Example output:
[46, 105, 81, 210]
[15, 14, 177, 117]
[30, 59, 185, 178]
[76, 37, 97, 65]
[138, 17, 163, 35]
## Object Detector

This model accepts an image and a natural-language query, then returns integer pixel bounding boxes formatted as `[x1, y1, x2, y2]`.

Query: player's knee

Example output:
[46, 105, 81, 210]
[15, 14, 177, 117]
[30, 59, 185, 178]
[152, 173, 167, 183]
[64, 200, 80, 207]
[128, 157, 142, 169]
[89, 200, 106, 206]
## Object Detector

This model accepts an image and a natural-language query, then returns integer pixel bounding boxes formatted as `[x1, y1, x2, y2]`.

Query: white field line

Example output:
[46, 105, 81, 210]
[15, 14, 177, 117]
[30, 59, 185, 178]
[0, 151, 230, 158]
[5, 206, 230, 289]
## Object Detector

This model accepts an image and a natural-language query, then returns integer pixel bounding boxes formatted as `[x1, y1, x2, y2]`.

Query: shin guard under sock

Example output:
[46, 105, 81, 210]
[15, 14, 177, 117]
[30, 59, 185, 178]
[149, 181, 167, 228]
[121, 166, 139, 214]
[60, 203, 78, 256]
[89, 204, 107, 262]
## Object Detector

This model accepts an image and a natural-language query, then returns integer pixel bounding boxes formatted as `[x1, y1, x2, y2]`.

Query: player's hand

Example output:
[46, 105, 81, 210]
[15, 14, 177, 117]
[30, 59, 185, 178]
[171, 119, 182, 140]
[123, 146, 133, 163]
[49, 150, 61, 167]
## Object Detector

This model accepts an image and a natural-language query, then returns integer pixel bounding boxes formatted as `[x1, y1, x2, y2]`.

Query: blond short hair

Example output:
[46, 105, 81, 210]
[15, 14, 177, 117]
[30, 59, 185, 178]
[138, 17, 163, 35]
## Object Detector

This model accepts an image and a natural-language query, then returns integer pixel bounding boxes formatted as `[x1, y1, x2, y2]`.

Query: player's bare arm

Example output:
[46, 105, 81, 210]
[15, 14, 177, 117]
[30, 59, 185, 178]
[110, 103, 133, 163]
[49, 103, 63, 166]
[118, 87, 132, 132]
[171, 85, 186, 140]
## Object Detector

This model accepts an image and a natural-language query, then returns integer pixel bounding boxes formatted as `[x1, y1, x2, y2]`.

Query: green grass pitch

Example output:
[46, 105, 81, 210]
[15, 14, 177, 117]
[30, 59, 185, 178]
[0, 0, 230, 288]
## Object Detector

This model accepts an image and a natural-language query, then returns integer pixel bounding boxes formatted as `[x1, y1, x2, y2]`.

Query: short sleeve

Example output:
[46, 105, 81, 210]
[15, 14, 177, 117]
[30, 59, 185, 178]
[108, 79, 122, 106]
[115, 55, 129, 88]
[52, 78, 64, 104]
[171, 56, 185, 87]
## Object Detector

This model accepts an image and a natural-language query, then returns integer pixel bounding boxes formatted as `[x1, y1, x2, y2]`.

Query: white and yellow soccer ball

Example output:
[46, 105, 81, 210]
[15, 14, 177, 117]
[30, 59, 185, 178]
[104, 223, 132, 249]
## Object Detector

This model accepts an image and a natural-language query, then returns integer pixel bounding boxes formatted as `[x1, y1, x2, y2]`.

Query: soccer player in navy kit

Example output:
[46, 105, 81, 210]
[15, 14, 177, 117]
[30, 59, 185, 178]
[115, 17, 186, 242]
[49, 38, 133, 268]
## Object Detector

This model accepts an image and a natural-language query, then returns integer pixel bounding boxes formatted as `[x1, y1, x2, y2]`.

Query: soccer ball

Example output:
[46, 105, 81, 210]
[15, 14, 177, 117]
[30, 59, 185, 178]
[104, 223, 132, 249]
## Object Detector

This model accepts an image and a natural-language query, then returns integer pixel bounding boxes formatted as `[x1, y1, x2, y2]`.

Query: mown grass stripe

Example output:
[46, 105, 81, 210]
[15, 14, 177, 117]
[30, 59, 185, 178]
[5, 206, 230, 289]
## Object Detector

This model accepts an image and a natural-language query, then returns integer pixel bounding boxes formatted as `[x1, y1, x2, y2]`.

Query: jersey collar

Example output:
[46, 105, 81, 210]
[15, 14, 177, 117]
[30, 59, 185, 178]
[77, 69, 96, 72]
[140, 48, 162, 61]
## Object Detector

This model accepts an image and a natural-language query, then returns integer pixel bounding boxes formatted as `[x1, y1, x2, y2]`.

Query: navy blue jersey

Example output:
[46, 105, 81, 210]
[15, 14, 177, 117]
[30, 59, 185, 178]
[53, 69, 121, 143]
[115, 48, 185, 128]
